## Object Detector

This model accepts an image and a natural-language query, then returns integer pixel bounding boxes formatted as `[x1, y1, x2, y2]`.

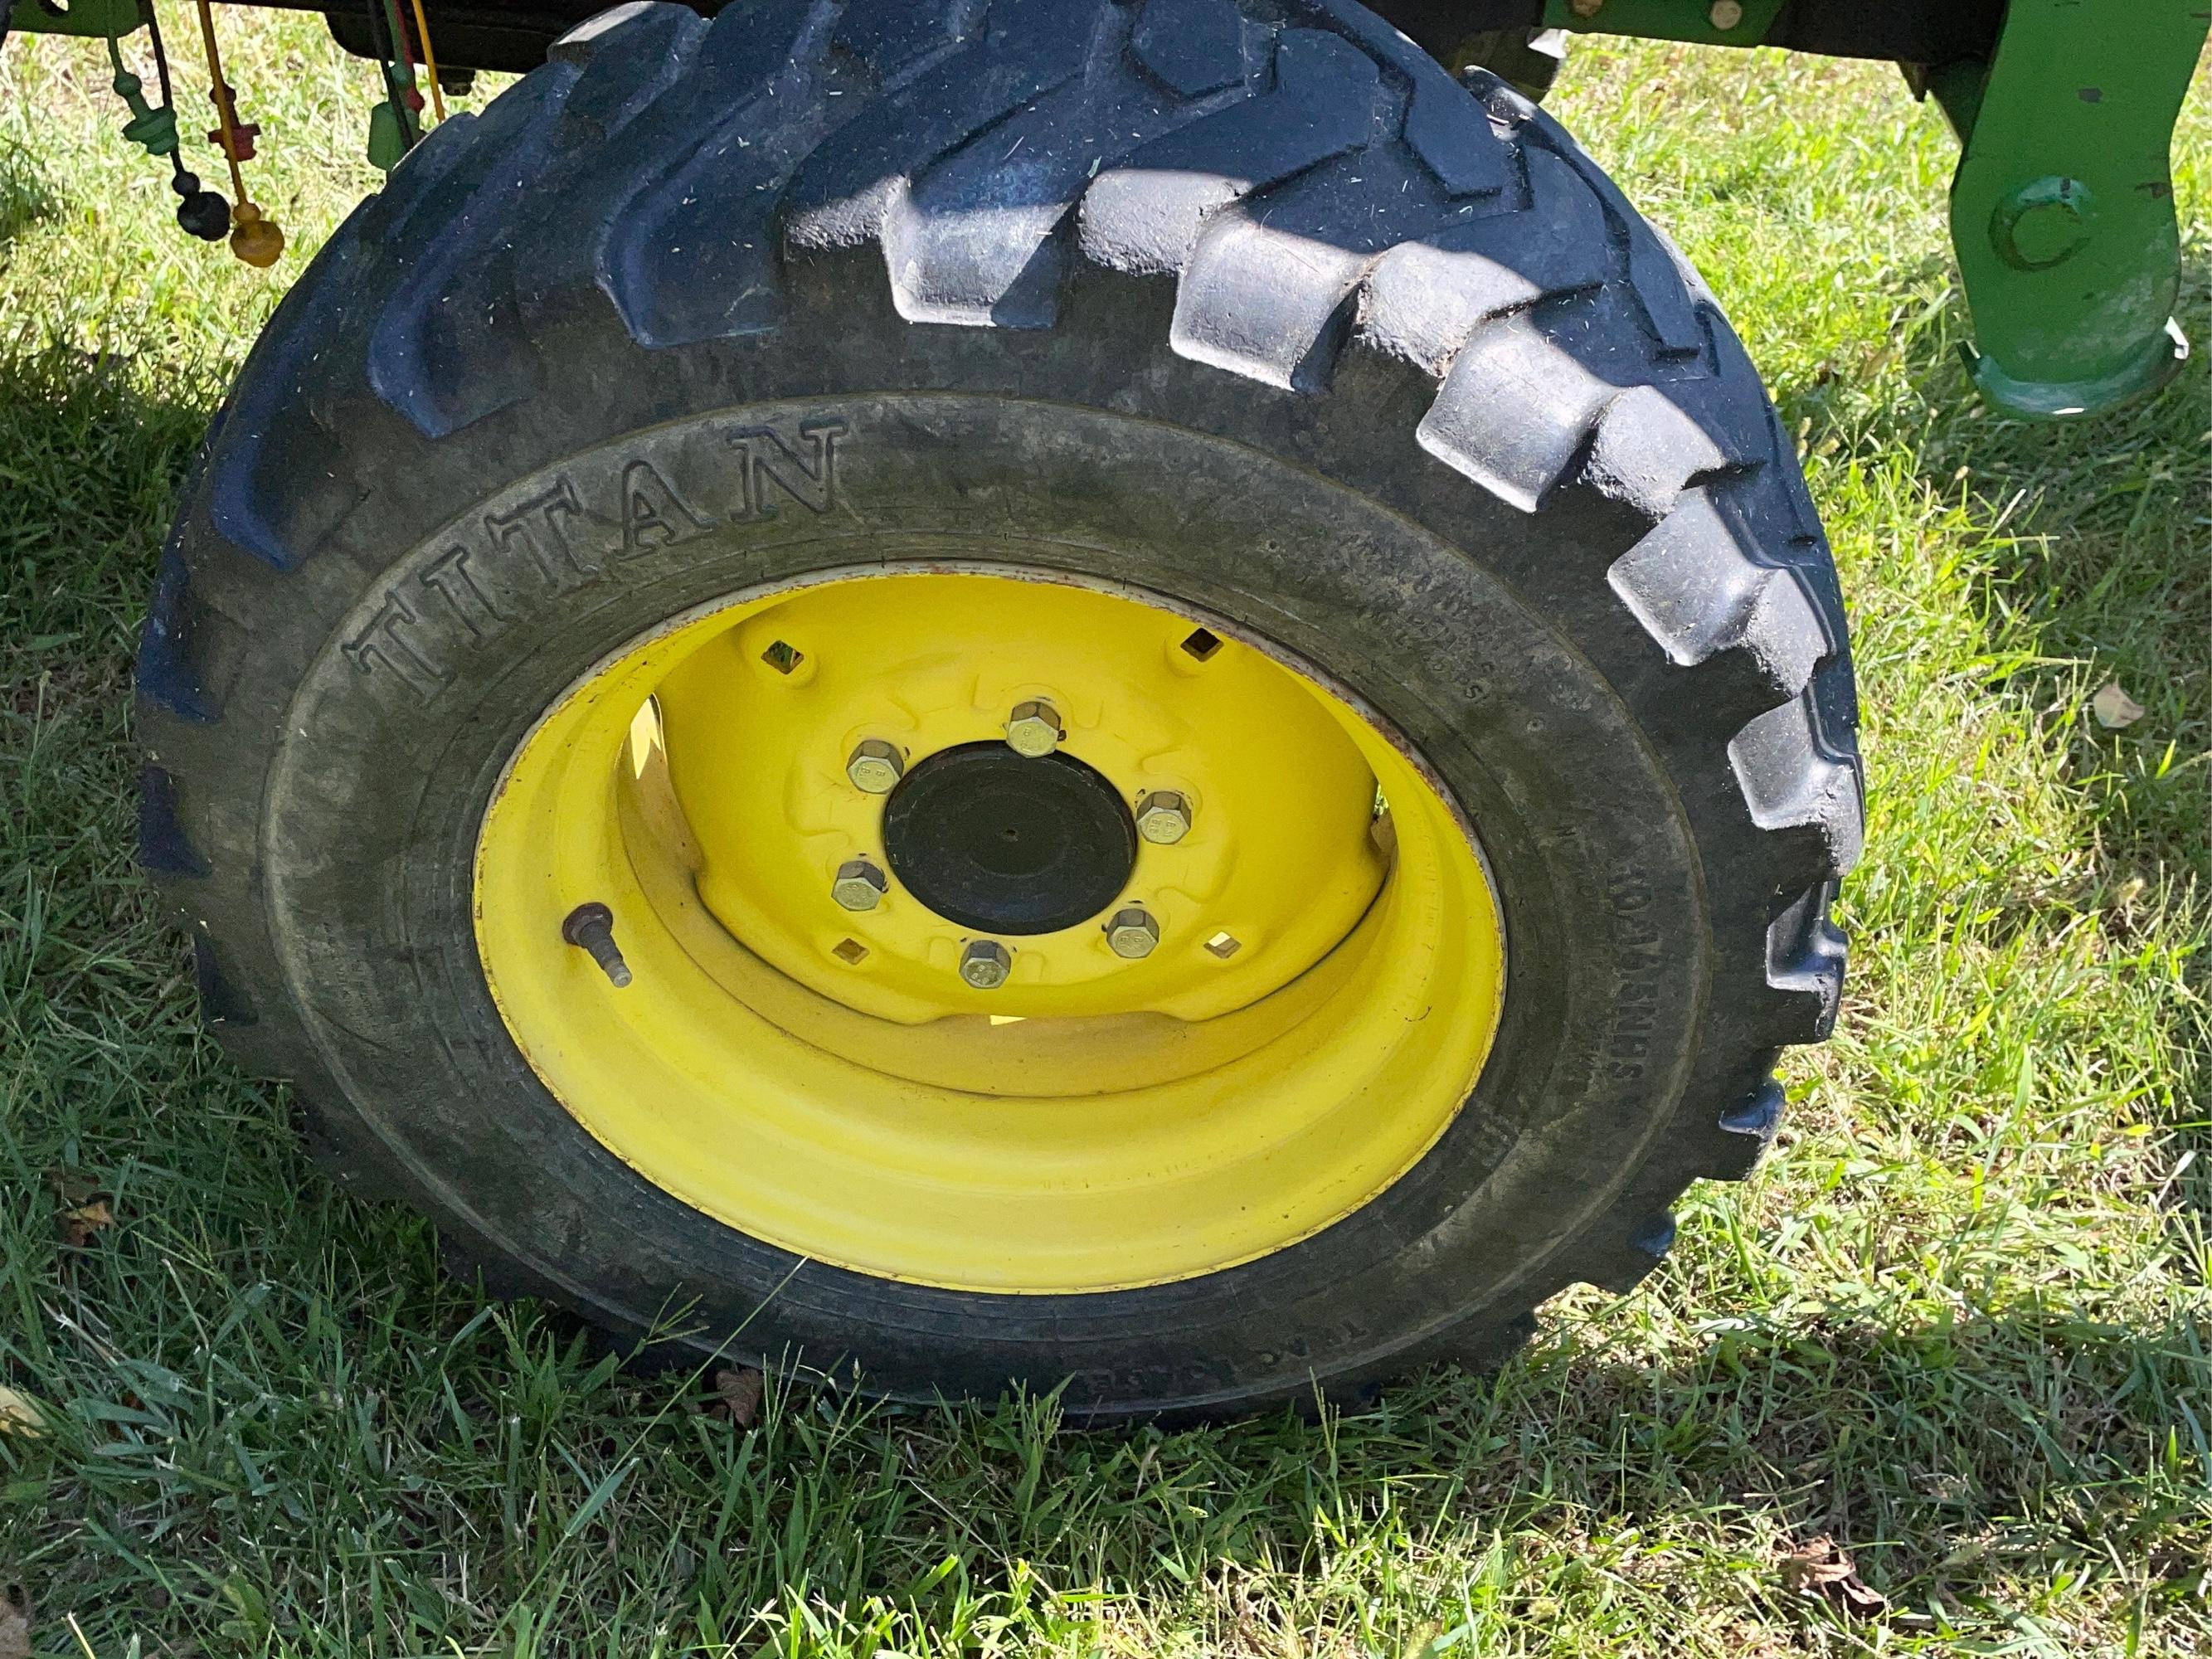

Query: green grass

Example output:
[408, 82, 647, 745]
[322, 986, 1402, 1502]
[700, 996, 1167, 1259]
[2, 17, 2208, 1656]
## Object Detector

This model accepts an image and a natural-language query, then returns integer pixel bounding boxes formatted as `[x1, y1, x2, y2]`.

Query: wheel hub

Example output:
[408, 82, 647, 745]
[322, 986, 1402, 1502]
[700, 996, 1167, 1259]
[473, 566, 1507, 1292]
[882, 743, 1137, 936]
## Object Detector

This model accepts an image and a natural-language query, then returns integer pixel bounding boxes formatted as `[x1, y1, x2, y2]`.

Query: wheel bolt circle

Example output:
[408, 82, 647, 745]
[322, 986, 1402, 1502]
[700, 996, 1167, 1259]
[1106, 906, 1160, 960]
[847, 739, 904, 795]
[1004, 699, 1062, 758]
[1135, 790, 1193, 845]
[831, 859, 888, 912]
[960, 939, 1012, 990]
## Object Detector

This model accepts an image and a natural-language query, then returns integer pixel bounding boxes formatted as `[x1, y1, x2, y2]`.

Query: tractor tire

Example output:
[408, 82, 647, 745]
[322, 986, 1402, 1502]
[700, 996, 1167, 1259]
[136, 0, 1860, 1419]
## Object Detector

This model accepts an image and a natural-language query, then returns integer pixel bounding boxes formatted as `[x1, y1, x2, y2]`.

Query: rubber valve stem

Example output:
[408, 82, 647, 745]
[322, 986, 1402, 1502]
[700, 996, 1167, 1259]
[561, 902, 633, 988]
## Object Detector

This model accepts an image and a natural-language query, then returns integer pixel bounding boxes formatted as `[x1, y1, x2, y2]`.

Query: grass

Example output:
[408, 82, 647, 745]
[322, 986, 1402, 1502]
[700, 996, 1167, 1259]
[2, 14, 2207, 1656]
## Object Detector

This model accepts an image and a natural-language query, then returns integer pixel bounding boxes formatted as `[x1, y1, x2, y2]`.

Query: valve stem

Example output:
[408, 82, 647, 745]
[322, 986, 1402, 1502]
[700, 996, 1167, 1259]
[561, 902, 633, 988]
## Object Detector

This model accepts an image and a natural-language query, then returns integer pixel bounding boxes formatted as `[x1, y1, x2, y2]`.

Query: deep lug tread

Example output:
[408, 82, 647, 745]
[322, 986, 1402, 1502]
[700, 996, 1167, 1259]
[1709, 1079, 1785, 1180]
[886, 7, 1238, 328]
[1401, 71, 1511, 198]
[1416, 311, 1613, 513]
[143, 0, 1864, 1415]
[364, 66, 584, 438]
[137, 764, 211, 878]
[1728, 698, 1864, 877]
[785, 0, 1096, 251]
[1132, 0, 1245, 96]
[1577, 382, 1752, 526]
[603, 0, 842, 348]
[1173, 144, 1468, 391]
[1523, 107, 1704, 360]
[1608, 489, 1827, 694]
[205, 204, 377, 570]
[136, 545, 219, 722]
[1357, 145, 1602, 375]
[1587, 1211, 1678, 1293]
[1764, 881, 1848, 1042]
[1080, 27, 1377, 275]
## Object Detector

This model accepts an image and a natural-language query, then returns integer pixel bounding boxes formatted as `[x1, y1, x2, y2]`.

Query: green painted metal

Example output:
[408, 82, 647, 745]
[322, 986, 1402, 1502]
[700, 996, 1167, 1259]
[6, 0, 142, 38]
[1544, 0, 2204, 419]
[1542, 0, 1786, 49]
[1942, 1, 2205, 419]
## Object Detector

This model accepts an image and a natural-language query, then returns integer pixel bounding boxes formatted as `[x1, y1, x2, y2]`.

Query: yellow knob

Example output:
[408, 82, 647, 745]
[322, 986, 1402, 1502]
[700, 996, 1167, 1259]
[229, 201, 284, 268]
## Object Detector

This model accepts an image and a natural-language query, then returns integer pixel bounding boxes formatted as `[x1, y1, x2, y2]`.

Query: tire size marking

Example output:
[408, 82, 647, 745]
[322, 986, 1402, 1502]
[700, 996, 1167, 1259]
[340, 416, 850, 702]
[1604, 865, 1664, 1079]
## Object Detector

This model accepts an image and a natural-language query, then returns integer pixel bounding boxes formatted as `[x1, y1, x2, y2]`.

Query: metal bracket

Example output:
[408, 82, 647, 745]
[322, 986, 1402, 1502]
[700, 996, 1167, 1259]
[1543, 0, 1787, 49]
[1939, 0, 2205, 418]
[6, 0, 142, 36]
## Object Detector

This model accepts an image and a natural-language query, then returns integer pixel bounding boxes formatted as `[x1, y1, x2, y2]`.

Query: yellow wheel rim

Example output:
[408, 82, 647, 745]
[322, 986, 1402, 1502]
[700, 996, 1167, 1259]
[474, 567, 1506, 1292]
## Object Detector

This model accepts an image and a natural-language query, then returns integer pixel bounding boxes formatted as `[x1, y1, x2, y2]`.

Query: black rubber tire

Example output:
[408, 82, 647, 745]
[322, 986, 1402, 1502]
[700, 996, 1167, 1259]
[136, 0, 1861, 1419]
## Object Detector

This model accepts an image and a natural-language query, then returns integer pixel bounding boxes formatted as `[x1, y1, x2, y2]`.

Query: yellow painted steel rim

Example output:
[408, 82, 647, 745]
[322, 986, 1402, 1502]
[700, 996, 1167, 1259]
[474, 567, 1506, 1292]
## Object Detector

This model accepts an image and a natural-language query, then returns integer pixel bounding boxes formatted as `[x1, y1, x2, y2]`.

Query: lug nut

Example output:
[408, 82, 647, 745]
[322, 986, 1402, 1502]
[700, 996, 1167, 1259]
[831, 859, 889, 912]
[846, 738, 904, 795]
[1135, 790, 1193, 845]
[1004, 699, 1062, 758]
[960, 939, 1012, 990]
[561, 902, 632, 988]
[1105, 906, 1160, 960]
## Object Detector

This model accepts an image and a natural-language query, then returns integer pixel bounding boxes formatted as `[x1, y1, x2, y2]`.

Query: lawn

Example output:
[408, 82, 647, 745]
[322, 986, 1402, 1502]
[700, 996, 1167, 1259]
[2, 12, 2207, 1656]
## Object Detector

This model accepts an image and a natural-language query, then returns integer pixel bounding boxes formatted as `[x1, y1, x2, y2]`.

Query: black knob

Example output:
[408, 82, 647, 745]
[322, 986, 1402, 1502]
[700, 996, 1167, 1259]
[172, 171, 231, 241]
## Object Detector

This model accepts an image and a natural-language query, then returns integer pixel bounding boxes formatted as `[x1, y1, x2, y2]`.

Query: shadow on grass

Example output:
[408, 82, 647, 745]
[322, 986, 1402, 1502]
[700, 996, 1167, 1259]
[0, 139, 58, 255]
[1792, 255, 2210, 880]
[7, 1238, 2206, 1648]
[0, 342, 217, 657]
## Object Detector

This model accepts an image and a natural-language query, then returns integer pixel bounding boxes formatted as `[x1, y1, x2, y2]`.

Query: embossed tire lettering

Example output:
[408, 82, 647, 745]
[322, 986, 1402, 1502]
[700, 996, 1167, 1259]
[136, 0, 1860, 1418]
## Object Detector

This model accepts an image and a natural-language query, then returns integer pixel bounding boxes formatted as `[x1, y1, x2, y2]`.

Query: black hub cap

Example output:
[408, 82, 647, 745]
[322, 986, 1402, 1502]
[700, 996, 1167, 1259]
[882, 742, 1136, 936]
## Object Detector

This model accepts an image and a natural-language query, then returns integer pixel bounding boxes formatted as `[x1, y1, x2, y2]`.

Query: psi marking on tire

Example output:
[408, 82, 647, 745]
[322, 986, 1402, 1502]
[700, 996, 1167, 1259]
[1606, 865, 1664, 1077]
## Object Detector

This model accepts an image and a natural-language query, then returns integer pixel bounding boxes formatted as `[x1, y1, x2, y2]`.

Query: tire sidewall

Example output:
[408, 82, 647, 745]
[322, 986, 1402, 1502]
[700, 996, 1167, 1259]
[261, 391, 1708, 1410]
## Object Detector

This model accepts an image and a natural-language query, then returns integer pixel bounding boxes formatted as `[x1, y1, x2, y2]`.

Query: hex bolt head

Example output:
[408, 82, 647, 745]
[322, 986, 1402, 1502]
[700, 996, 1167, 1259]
[831, 859, 889, 912]
[1708, 0, 1743, 27]
[846, 739, 905, 795]
[960, 939, 1012, 990]
[1135, 790, 1194, 845]
[1568, 0, 1602, 16]
[1004, 699, 1062, 758]
[1105, 907, 1160, 960]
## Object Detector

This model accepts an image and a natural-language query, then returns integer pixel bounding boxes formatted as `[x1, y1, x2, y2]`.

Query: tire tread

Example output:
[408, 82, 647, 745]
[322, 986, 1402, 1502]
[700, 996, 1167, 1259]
[145, 0, 1864, 1408]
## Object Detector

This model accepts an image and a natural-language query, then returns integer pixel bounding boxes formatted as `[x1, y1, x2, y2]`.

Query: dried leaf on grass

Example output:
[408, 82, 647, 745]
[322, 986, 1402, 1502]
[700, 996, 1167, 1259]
[2091, 682, 2146, 729]
[0, 1388, 45, 1438]
[706, 1367, 763, 1428]
[1779, 1535, 1889, 1616]
[58, 1199, 113, 1248]
[45, 1170, 114, 1248]
[0, 1587, 28, 1659]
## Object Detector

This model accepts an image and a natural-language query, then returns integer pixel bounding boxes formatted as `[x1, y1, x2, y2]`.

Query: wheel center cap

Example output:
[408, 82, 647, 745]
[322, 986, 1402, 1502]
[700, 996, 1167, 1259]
[882, 742, 1136, 935]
